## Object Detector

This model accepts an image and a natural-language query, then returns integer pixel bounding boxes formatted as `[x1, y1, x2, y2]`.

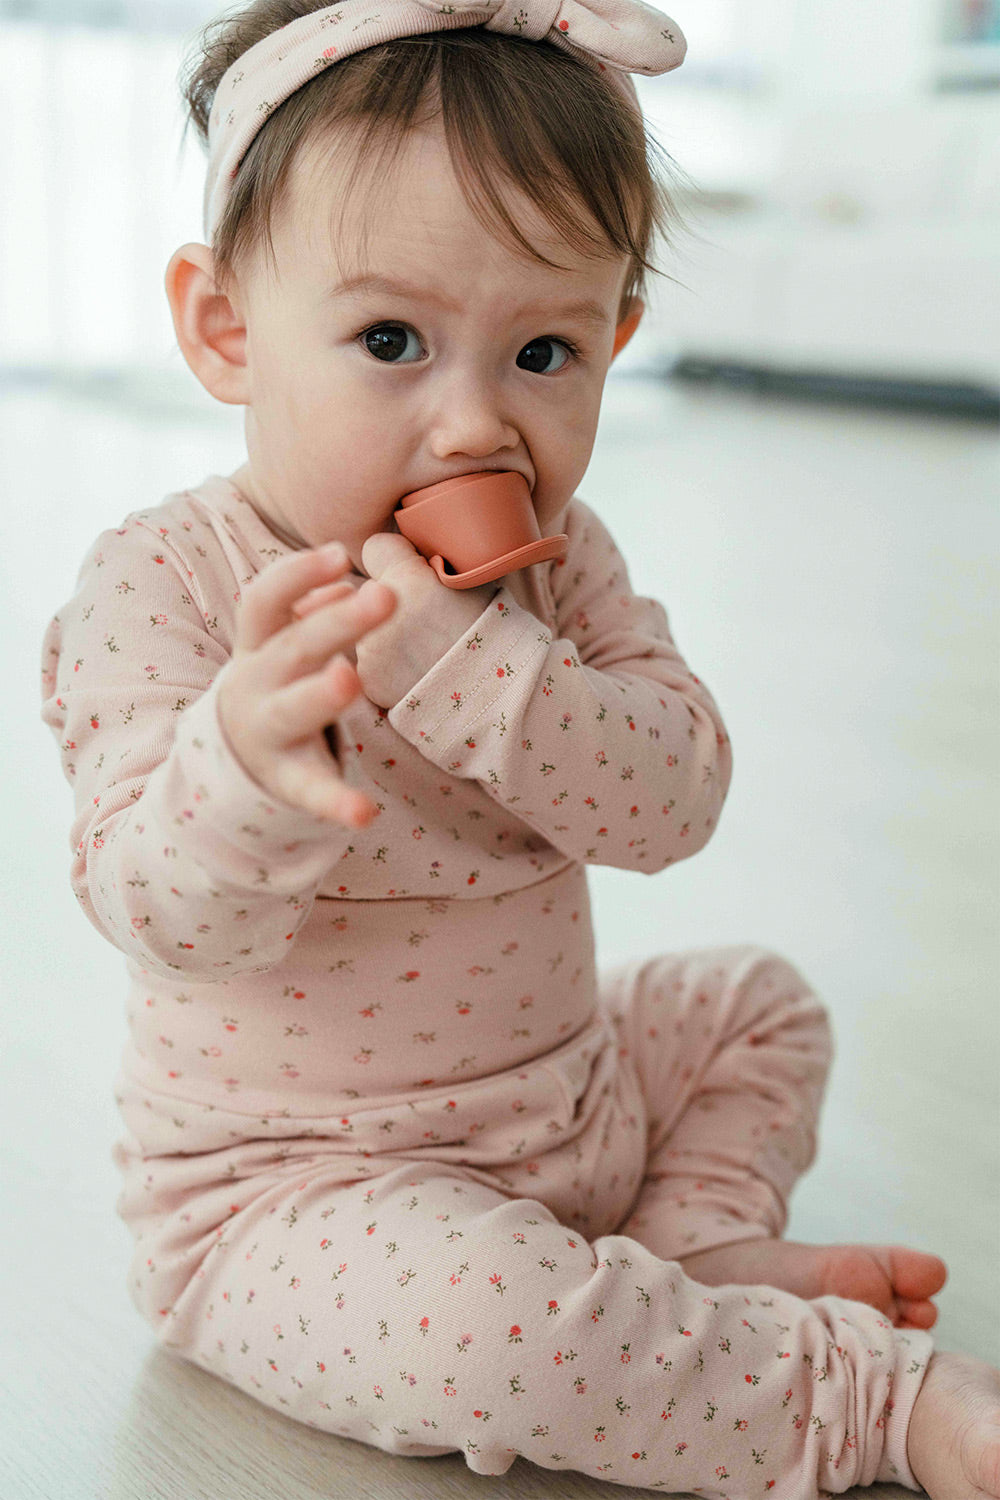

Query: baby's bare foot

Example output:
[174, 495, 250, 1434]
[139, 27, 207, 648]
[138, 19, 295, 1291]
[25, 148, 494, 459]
[907, 1349, 1000, 1499]
[677, 1237, 947, 1329]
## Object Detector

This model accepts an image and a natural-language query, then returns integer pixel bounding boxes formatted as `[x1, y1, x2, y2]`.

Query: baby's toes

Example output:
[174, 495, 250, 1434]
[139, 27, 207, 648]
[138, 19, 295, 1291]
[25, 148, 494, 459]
[893, 1298, 938, 1330]
[887, 1246, 948, 1300]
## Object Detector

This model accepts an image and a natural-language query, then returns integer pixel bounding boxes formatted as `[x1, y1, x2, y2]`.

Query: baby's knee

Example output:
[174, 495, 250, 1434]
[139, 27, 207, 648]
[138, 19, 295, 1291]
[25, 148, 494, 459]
[745, 944, 818, 995]
[731, 945, 833, 1052]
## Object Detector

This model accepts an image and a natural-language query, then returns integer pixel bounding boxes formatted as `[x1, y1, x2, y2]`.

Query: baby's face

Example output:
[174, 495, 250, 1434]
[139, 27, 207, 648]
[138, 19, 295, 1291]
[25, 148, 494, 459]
[227, 119, 636, 571]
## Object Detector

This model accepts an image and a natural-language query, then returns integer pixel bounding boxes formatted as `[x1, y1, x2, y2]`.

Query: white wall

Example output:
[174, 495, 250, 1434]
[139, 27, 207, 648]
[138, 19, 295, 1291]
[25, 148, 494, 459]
[0, 22, 203, 373]
[631, 0, 999, 383]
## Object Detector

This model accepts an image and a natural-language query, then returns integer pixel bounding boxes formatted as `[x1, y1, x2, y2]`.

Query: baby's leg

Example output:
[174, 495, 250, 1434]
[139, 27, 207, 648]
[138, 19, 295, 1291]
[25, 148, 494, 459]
[152, 1158, 935, 1493]
[606, 945, 946, 1328]
[606, 944, 833, 1257]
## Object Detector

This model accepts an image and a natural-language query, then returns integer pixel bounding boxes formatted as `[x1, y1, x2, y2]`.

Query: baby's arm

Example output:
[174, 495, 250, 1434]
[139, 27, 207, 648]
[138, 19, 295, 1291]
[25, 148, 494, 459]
[387, 496, 731, 871]
[39, 514, 360, 980]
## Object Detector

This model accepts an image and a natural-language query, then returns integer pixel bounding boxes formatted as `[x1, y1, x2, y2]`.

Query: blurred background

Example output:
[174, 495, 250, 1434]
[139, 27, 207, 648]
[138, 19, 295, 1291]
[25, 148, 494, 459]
[1, 0, 998, 403]
[2, 4, 998, 1498]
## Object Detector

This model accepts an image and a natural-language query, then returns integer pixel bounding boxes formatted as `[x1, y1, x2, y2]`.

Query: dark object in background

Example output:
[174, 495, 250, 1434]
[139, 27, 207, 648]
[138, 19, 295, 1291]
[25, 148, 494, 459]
[670, 356, 1000, 421]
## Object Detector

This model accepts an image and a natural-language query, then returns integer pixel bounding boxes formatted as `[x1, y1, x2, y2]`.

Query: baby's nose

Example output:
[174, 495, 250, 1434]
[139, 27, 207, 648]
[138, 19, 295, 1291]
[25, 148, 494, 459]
[426, 379, 519, 461]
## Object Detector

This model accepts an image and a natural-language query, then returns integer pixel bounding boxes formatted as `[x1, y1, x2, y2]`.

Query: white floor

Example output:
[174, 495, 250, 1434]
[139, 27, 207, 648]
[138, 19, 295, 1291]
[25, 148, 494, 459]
[2, 371, 998, 1499]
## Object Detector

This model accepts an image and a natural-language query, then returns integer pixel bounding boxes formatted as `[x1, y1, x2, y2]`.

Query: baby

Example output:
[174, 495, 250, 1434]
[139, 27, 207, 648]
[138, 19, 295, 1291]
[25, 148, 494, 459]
[39, 1, 999, 1496]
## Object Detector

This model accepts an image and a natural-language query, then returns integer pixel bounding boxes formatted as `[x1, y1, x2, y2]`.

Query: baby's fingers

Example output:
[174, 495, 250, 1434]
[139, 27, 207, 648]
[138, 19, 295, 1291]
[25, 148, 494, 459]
[267, 662, 377, 827]
[262, 577, 395, 690]
[276, 748, 376, 828]
[238, 543, 352, 652]
[268, 652, 362, 747]
[291, 579, 356, 619]
[260, 657, 374, 824]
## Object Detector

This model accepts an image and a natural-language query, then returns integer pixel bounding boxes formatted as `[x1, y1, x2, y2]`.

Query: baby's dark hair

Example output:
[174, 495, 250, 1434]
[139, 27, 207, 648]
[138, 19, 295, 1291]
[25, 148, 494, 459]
[179, 1, 690, 319]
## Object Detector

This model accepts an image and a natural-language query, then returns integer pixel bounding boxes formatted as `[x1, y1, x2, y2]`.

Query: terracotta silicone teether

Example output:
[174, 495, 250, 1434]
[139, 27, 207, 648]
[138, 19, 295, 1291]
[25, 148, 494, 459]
[394, 470, 568, 589]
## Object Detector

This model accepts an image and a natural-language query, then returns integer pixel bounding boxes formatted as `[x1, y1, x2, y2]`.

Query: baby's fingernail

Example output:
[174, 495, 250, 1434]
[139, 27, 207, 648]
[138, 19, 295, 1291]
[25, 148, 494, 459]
[321, 542, 346, 564]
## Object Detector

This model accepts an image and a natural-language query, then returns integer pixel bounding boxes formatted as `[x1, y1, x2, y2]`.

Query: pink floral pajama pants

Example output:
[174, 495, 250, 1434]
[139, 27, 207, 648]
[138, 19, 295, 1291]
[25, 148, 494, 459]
[117, 944, 933, 1497]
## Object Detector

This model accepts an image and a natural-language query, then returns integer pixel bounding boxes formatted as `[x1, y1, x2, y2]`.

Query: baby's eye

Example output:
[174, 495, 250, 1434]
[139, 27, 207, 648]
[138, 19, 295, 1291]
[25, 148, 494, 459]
[359, 323, 424, 363]
[516, 338, 575, 375]
[357, 324, 578, 373]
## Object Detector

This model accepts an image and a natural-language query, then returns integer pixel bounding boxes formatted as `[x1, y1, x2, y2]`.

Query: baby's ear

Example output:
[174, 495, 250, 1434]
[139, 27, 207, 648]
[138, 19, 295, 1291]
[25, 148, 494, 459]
[611, 297, 644, 360]
[164, 242, 250, 405]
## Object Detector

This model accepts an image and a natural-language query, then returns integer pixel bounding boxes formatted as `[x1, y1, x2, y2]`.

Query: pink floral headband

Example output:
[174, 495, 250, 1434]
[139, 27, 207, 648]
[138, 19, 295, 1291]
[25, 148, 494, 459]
[203, 0, 686, 240]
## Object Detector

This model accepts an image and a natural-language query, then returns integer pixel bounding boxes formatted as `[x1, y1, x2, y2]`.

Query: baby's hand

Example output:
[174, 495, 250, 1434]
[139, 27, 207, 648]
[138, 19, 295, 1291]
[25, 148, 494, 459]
[217, 544, 396, 827]
[348, 531, 498, 710]
[906, 1348, 1000, 1498]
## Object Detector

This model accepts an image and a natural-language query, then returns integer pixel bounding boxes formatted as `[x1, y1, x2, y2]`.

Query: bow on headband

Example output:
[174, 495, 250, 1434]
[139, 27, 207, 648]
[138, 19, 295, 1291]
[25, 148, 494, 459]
[203, 0, 686, 238]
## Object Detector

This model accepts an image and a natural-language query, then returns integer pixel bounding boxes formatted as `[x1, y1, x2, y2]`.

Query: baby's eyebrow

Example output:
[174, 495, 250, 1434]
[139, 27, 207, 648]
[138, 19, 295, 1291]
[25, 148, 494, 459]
[323, 272, 611, 330]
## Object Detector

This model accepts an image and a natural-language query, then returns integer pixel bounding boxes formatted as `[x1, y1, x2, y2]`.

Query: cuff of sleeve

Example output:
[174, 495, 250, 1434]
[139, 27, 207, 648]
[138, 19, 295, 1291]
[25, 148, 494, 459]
[387, 585, 549, 765]
[163, 665, 354, 870]
[876, 1326, 936, 1488]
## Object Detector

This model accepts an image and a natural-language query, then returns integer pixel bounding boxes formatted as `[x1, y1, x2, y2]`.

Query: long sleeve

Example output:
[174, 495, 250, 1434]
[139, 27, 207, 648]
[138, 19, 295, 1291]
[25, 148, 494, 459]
[39, 513, 354, 982]
[388, 496, 732, 872]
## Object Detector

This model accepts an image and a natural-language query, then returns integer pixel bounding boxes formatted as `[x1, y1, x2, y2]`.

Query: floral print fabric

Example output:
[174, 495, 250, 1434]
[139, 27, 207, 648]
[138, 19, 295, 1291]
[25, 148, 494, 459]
[39, 474, 932, 1494]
